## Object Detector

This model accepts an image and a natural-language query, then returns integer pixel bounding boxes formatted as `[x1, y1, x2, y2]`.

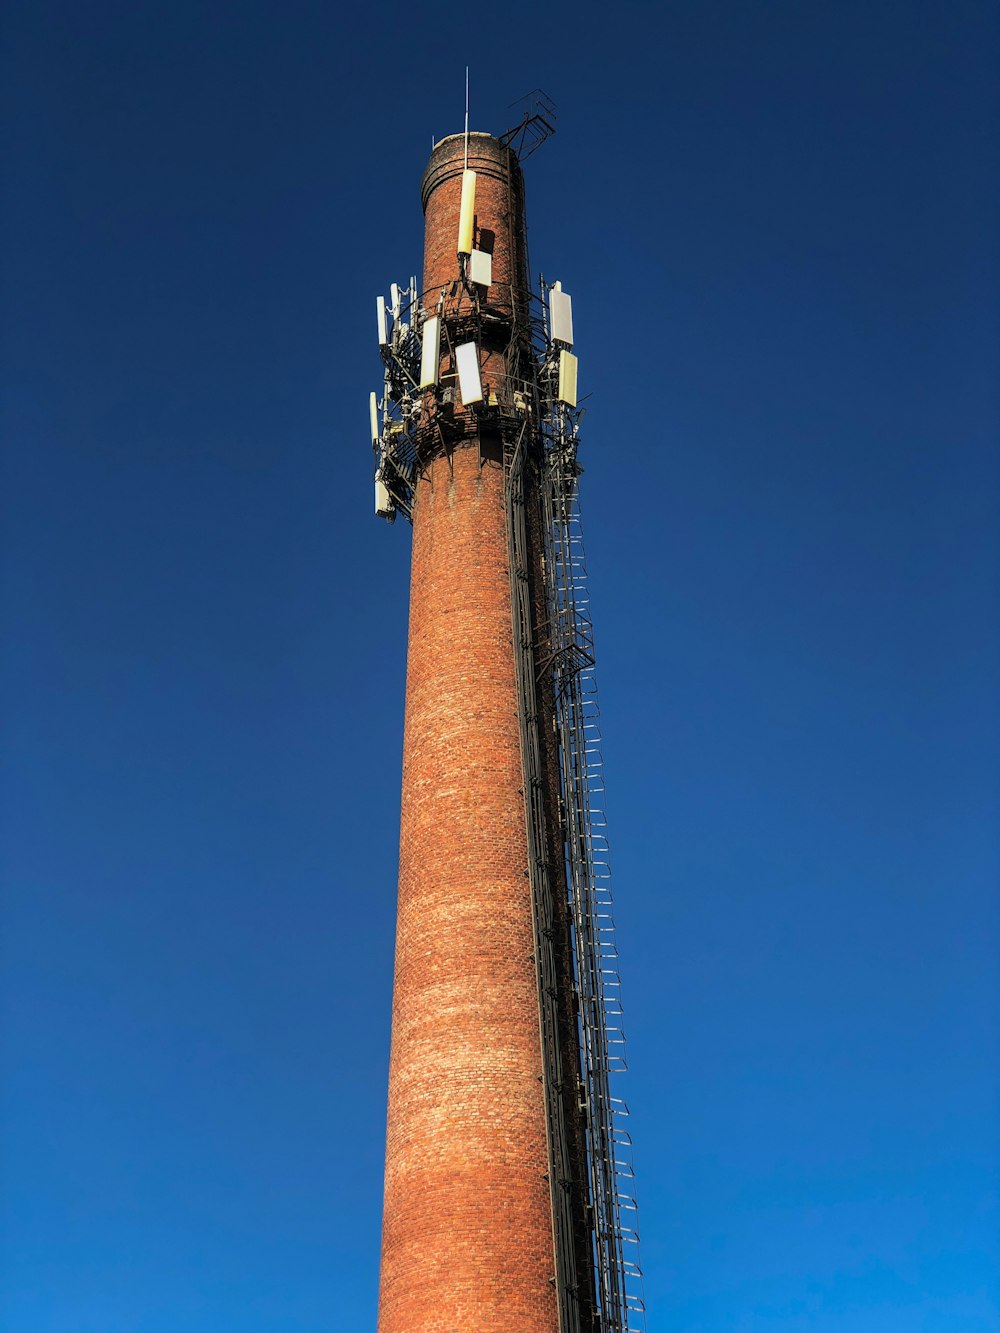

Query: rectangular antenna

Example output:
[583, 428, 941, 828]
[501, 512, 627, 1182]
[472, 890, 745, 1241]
[390, 283, 401, 319]
[375, 474, 393, 517]
[469, 249, 492, 288]
[455, 341, 483, 404]
[457, 170, 476, 255]
[420, 316, 441, 388]
[550, 285, 574, 347]
[369, 391, 380, 446]
[376, 297, 388, 348]
[557, 350, 578, 407]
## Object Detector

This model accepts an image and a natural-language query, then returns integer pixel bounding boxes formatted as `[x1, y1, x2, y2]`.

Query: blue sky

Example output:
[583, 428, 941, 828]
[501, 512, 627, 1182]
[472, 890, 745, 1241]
[2, 2, 997, 1329]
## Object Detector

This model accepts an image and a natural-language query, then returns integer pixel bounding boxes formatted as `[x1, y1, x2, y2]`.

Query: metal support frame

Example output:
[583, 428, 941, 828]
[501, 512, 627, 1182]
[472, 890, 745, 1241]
[372, 277, 422, 521]
[499, 90, 558, 161]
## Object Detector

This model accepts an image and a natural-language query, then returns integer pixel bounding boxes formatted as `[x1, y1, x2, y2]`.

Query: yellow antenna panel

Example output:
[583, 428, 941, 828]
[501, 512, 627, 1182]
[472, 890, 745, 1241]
[557, 350, 578, 407]
[457, 170, 476, 256]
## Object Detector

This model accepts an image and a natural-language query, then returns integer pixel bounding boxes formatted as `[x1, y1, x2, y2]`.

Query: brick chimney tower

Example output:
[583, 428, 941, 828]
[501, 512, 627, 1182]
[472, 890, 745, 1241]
[370, 115, 644, 1333]
[378, 130, 559, 1333]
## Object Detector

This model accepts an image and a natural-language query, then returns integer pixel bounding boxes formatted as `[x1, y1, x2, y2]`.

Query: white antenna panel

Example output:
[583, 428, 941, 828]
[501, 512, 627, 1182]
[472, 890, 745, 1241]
[376, 296, 388, 348]
[369, 391, 380, 446]
[390, 283, 401, 319]
[455, 341, 483, 404]
[557, 350, 578, 407]
[420, 316, 441, 389]
[550, 286, 574, 347]
[457, 169, 476, 255]
[375, 474, 393, 517]
[468, 248, 492, 288]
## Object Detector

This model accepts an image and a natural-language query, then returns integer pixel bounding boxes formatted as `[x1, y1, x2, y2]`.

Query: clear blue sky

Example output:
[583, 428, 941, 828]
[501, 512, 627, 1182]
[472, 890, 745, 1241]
[2, 2, 997, 1329]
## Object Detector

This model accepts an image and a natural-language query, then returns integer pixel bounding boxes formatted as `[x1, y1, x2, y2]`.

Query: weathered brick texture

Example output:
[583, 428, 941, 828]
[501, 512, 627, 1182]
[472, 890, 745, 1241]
[377, 134, 560, 1333]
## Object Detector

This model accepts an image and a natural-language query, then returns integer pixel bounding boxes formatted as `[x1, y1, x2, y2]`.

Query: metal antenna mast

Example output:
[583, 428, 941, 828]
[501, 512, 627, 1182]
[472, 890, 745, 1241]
[464, 67, 470, 169]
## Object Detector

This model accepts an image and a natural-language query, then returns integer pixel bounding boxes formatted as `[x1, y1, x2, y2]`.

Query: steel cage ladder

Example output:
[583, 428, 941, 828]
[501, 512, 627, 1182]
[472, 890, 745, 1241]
[533, 301, 648, 1333]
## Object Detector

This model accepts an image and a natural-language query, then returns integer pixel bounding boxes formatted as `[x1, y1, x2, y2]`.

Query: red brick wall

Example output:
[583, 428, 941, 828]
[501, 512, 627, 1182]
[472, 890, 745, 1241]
[417, 133, 531, 459]
[376, 135, 560, 1333]
[421, 133, 528, 299]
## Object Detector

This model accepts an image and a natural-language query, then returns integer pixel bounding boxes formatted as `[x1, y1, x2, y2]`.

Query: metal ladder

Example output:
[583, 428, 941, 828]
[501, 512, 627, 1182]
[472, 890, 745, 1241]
[541, 429, 647, 1333]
